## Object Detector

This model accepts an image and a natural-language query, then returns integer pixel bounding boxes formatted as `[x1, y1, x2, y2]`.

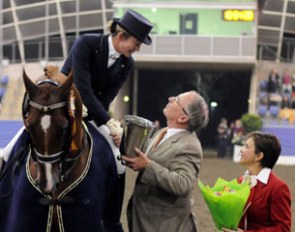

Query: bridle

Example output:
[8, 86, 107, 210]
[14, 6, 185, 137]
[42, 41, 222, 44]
[25, 79, 67, 164]
[25, 79, 84, 183]
[29, 100, 66, 114]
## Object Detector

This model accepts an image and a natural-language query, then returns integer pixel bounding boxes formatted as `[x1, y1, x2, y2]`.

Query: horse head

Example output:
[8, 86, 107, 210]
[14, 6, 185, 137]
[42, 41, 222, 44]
[22, 66, 84, 195]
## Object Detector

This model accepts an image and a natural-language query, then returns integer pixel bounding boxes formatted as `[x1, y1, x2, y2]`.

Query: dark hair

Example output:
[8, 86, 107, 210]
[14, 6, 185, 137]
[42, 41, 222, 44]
[108, 20, 131, 39]
[187, 91, 209, 132]
[247, 131, 281, 169]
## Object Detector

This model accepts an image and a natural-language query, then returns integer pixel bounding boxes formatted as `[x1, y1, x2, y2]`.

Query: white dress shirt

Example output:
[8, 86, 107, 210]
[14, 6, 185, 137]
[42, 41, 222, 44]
[243, 168, 271, 188]
[107, 35, 121, 68]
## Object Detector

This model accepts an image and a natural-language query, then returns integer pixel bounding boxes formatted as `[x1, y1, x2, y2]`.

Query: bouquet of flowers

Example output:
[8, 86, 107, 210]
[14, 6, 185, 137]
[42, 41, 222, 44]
[198, 178, 250, 231]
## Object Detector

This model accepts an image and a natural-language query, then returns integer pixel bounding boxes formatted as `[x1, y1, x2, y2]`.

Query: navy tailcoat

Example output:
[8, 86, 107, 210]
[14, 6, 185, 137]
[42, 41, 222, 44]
[61, 34, 134, 126]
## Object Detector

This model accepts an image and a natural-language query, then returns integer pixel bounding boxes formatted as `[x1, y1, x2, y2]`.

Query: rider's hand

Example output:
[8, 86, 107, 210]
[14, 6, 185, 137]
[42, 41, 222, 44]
[106, 118, 123, 135]
[111, 133, 122, 148]
[106, 118, 123, 147]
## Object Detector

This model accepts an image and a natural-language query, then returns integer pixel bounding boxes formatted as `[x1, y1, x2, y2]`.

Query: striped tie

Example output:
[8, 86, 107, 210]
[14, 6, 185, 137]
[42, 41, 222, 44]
[151, 128, 168, 151]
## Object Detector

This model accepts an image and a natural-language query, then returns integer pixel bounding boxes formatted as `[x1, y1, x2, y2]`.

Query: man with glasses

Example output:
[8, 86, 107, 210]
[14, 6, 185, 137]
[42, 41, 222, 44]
[122, 90, 209, 232]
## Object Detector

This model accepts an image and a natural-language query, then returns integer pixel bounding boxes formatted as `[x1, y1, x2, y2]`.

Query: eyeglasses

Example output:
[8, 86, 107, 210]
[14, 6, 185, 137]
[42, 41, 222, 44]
[175, 96, 189, 116]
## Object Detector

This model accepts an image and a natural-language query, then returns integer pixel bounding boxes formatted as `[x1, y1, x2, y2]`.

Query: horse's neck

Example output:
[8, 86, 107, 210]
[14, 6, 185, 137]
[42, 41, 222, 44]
[58, 129, 89, 192]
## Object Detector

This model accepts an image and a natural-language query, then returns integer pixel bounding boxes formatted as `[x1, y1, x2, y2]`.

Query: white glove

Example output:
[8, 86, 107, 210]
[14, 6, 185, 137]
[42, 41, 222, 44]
[82, 104, 88, 118]
[97, 125, 126, 174]
[106, 118, 123, 135]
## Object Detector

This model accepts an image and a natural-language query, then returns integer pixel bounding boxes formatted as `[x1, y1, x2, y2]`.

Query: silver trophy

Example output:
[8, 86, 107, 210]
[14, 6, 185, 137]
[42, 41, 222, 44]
[120, 115, 155, 157]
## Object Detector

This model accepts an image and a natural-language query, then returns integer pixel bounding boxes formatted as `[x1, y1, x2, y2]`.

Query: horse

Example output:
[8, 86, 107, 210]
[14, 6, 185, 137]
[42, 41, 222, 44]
[0, 67, 123, 232]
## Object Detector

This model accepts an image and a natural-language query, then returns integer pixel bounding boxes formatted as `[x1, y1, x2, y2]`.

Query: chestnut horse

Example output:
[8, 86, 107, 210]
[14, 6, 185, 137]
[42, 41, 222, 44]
[0, 67, 123, 232]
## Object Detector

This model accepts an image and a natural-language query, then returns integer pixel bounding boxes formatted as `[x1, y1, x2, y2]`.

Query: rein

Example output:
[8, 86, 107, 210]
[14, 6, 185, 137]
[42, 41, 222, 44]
[32, 148, 64, 164]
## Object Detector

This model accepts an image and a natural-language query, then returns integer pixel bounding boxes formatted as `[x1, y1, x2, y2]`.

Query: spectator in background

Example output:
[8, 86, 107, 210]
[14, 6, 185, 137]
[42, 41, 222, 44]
[150, 119, 161, 136]
[281, 95, 291, 109]
[292, 69, 295, 93]
[230, 119, 245, 155]
[267, 68, 280, 94]
[282, 69, 292, 95]
[153, 119, 161, 130]
[291, 94, 295, 109]
[217, 118, 229, 158]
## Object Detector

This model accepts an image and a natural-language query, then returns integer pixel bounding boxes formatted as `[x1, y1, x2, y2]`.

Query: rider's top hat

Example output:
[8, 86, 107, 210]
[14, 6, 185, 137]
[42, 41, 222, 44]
[113, 10, 153, 45]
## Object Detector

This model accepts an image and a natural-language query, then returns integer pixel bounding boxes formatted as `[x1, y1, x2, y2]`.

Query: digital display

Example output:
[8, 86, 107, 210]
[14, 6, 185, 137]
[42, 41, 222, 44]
[223, 10, 255, 22]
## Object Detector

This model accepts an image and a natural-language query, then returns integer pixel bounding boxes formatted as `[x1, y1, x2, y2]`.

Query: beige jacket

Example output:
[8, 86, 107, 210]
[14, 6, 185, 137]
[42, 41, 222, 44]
[127, 128, 203, 232]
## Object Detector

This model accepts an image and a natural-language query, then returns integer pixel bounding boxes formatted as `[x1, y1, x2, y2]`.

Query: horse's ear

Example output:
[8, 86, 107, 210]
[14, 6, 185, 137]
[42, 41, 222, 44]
[23, 69, 37, 94]
[68, 69, 73, 79]
[60, 71, 73, 92]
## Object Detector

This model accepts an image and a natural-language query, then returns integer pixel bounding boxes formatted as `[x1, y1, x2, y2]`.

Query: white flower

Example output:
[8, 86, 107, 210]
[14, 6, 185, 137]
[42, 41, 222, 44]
[242, 174, 257, 188]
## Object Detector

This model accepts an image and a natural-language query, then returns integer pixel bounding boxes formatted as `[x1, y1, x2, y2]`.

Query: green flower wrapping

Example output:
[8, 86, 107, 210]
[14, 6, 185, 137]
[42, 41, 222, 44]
[198, 178, 250, 230]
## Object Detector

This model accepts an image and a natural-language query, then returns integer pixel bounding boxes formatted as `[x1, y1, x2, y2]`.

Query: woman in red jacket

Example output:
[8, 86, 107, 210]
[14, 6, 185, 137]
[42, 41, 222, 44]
[223, 131, 291, 232]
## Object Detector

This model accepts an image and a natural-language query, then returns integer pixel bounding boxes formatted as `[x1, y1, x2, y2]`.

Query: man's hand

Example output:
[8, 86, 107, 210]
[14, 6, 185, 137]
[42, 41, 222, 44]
[121, 148, 150, 171]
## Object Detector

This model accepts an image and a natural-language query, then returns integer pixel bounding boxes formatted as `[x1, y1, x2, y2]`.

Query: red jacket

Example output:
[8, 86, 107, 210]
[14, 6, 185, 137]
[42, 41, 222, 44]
[239, 172, 291, 232]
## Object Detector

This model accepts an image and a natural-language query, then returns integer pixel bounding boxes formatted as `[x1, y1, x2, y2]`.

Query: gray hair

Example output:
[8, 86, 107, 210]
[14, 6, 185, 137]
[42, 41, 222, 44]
[186, 91, 209, 132]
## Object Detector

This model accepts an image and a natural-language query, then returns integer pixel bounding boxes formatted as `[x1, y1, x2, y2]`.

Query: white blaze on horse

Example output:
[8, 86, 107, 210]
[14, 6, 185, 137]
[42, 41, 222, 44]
[0, 67, 124, 232]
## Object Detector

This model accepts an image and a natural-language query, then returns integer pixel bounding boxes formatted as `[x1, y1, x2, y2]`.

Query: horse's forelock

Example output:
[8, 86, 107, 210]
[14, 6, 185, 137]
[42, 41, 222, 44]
[33, 65, 67, 85]
[44, 65, 59, 77]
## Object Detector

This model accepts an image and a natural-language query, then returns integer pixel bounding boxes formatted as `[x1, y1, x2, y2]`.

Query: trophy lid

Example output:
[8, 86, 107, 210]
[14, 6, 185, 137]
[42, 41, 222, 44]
[125, 115, 153, 128]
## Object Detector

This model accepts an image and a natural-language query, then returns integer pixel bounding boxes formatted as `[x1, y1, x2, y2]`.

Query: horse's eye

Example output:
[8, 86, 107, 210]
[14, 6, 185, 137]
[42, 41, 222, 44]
[54, 117, 69, 134]
[61, 119, 69, 130]
[62, 125, 69, 134]
[25, 116, 39, 130]
[25, 119, 30, 128]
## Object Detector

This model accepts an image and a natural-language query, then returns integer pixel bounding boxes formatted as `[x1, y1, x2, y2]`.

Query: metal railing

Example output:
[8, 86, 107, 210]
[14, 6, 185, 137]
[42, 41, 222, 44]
[138, 35, 256, 59]
[112, 0, 256, 2]
[257, 38, 295, 63]
[2, 34, 257, 64]
[4, 34, 295, 64]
